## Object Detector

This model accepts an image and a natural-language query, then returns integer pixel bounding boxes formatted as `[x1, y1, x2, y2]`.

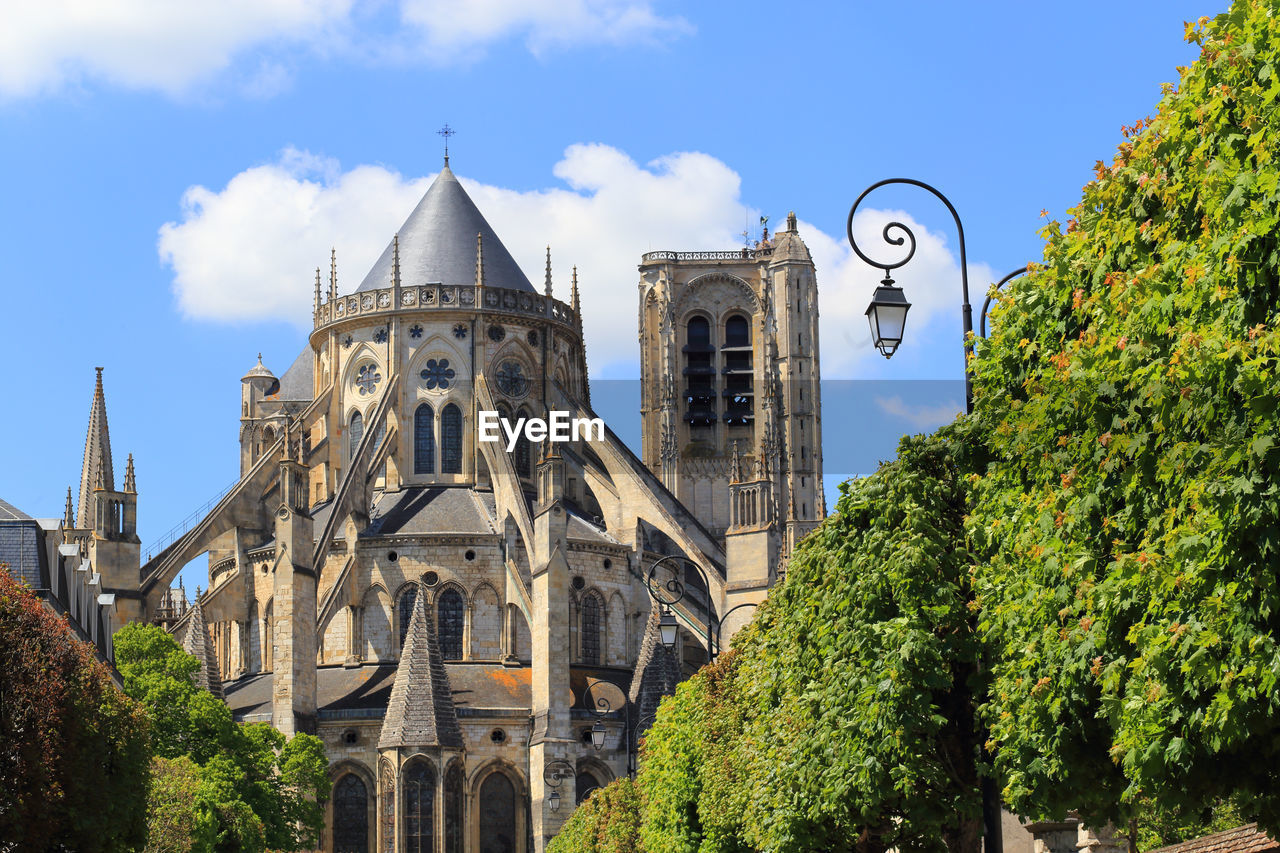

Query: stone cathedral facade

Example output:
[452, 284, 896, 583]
[63, 157, 824, 853]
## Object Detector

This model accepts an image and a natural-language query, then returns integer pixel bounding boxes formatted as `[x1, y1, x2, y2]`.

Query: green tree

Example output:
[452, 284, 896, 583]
[548, 777, 643, 853]
[0, 566, 151, 851]
[114, 621, 331, 852]
[729, 431, 984, 853]
[144, 756, 219, 853]
[969, 0, 1280, 833]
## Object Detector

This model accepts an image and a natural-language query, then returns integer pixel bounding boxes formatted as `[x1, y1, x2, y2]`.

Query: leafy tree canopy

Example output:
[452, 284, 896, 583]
[0, 566, 150, 852]
[970, 0, 1280, 830]
[114, 621, 331, 852]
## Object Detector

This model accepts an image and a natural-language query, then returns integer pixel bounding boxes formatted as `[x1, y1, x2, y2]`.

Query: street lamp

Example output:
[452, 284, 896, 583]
[658, 606, 678, 648]
[543, 759, 575, 813]
[848, 178, 1031, 414]
[590, 696, 611, 751]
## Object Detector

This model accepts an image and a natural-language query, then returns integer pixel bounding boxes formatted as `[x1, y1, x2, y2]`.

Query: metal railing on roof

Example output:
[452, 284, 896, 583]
[143, 479, 238, 561]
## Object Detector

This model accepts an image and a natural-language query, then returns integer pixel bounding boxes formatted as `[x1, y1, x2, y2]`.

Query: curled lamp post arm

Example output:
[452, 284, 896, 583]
[847, 178, 974, 411]
[979, 265, 1033, 339]
[711, 601, 760, 659]
[542, 759, 575, 788]
[645, 554, 715, 656]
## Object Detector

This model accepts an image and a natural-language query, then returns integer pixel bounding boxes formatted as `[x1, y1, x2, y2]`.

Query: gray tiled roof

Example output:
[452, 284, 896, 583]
[627, 608, 681, 736]
[379, 580, 463, 748]
[356, 163, 535, 294]
[223, 661, 533, 721]
[0, 497, 32, 521]
[366, 487, 496, 536]
[182, 601, 225, 702]
[0, 510, 43, 590]
[273, 347, 314, 402]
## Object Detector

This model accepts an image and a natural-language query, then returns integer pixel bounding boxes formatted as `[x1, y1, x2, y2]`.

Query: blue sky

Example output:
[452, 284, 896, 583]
[0, 0, 1213, 592]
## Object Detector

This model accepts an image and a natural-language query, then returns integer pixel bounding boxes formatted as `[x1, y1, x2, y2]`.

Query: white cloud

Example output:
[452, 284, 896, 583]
[0, 0, 689, 98]
[0, 0, 352, 98]
[399, 0, 692, 60]
[157, 144, 979, 377]
[874, 396, 964, 430]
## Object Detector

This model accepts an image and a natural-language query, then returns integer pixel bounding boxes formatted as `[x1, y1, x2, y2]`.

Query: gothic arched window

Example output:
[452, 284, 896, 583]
[684, 316, 715, 427]
[444, 762, 465, 853]
[478, 772, 517, 853]
[722, 313, 754, 427]
[414, 404, 435, 475]
[576, 770, 602, 805]
[441, 404, 463, 474]
[403, 759, 436, 852]
[332, 773, 369, 853]
[348, 411, 363, 460]
[437, 588, 465, 661]
[397, 585, 418, 652]
[580, 592, 602, 665]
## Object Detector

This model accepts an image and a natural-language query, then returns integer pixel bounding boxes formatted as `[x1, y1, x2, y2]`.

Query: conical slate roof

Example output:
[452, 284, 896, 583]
[379, 581, 463, 749]
[627, 607, 681, 736]
[182, 600, 225, 702]
[357, 162, 534, 293]
[77, 368, 114, 529]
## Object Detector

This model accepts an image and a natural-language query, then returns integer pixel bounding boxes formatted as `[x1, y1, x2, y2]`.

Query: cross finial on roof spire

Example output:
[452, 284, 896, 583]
[437, 123, 455, 166]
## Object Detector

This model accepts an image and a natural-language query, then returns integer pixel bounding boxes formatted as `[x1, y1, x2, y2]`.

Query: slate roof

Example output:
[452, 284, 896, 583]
[0, 500, 44, 589]
[627, 607, 681, 736]
[356, 163, 535, 294]
[182, 601, 225, 701]
[379, 579, 464, 748]
[366, 487, 496, 536]
[273, 347, 314, 402]
[223, 661, 533, 721]
[1149, 825, 1280, 853]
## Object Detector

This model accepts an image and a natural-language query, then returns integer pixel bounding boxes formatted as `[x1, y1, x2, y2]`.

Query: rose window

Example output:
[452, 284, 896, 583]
[495, 361, 529, 397]
[421, 358, 455, 390]
[356, 364, 382, 396]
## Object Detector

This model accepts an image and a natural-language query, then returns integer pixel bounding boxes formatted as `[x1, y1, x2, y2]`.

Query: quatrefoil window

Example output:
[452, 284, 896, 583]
[421, 358, 455, 390]
[356, 364, 382, 395]
[409, 324, 423, 339]
[373, 328, 388, 344]
[495, 361, 529, 398]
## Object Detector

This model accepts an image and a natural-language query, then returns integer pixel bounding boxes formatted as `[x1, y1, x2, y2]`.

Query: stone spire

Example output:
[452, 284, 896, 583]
[182, 600, 225, 702]
[571, 267, 591, 403]
[379, 581, 463, 749]
[62, 487, 74, 529]
[314, 267, 322, 313]
[392, 234, 401, 288]
[626, 607, 681, 738]
[123, 453, 136, 493]
[544, 246, 553, 297]
[329, 248, 338, 301]
[729, 441, 743, 484]
[475, 232, 485, 288]
[77, 367, 114, 529]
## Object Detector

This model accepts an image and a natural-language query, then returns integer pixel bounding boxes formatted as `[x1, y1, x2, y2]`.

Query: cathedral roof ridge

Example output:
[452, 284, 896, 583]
[356, 164, 535, 295]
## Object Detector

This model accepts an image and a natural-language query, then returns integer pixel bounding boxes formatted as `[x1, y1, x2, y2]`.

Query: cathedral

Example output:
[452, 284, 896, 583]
[59, 155, 824, 853]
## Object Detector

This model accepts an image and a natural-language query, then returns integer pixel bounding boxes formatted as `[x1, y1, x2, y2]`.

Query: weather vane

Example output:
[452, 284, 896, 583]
[437, 124, 455, 164]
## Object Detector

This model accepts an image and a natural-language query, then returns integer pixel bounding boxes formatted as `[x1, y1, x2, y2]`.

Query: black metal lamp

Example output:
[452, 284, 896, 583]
[549, 788, 561, 812]
[590, 718, 607, 751]
[865, 278, 911, 358]
[658, 607, 678, 647]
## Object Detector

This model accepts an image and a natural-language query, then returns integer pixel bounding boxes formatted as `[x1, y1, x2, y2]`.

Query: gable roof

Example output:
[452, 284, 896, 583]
[378, 580, 463, 749]
[1149, 825, 1279, 853]
[356, 162, 534, 294]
